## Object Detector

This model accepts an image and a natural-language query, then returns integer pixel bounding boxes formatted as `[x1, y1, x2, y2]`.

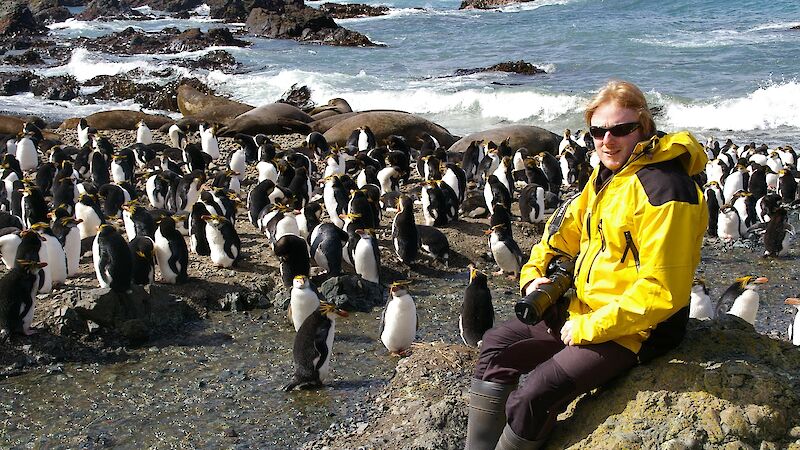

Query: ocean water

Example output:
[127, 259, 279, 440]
[7, 0, 800, 146]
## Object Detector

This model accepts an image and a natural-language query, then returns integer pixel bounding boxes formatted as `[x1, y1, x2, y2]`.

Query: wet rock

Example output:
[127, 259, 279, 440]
[86, 74, 192, 111]
[207, 0, 304, 22]
[278, 83, 314, 111]
[30, 75, 79, 101]
[458, 0, 531, 9]
[318, 2, 390, 19]
[0, 3, 47, 38]
[175, 49, 241, 72]
[453, 60, 547, 77]
[28, 0, 73, 24]
[75, 0, 144, 21]
[126, 0, 204, 12]
[319, 275, 384, 312]
[169, 27, 250, 52]
[246, 6, 384, 47]
[80, 26, 249, 55]
[218, 291, 262, 312]
[0, 70, 37, 95]
[3, 49, 44, 65]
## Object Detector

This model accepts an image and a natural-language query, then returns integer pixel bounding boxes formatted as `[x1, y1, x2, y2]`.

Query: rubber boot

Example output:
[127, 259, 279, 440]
[465, 378, 517, 450]
[494, 424, 544, 450]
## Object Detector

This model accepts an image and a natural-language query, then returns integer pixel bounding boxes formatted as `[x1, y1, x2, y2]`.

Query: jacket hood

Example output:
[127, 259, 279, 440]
[624, 131, 708, 176]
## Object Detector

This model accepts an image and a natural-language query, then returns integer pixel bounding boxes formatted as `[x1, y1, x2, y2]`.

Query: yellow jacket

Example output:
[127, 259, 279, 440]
[520, 131, 708, 354]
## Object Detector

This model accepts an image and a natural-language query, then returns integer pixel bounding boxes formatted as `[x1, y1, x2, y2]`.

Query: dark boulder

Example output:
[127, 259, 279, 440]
[3, 49, 44, 65]
[459, 0, 529, 9]
[207, 0, 304, 22]
[454, 60, 547, 76]
[125, 0, 205, 12]
[75, 0, 144, 20]
[86, 75, 212, 111]
[30, 75, 79, 101]
[81, 26, 249, 55]
[319, 275, 384, 312]
[0, 71, 38, 96]
[246, 6, 384, 47]
[318, 2, 389, 19]
[169, 27, 249, 52]
[278, 83, 314, 111]
[175, 49, 240, 72]
[0, 3, 47, 37]
[28, 0, 73, 24]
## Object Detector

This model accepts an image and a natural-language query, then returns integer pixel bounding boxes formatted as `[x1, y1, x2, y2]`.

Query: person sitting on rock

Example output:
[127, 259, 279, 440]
[465, 80, 708, 449]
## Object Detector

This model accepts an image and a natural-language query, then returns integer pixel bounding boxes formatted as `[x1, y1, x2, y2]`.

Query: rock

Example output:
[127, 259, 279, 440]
[80, 26, 249, 56]
[3, 49, 44, 65]
[169, 27, 250, 52]
[86, 75, 211, 111]
[278, 83, 314, 111]
[207, 0, 304, 22]
[319, 275, 384, 312]
[75, 0, 144, 20]
[453, 60, 547, 76]
[29, 75, 79, 101]
[0, 3, 47, 37]
[459, 0, 531, 9]
[125, 0, 204, 12]
[218, 290, 261, 312]
[70, 285, 198, 342]
[0, 70, 37, 95]
[175, 49, 241, 72]
[301, 320, 800, 449]
[245, 6, 384, 47]
[317, 2, 390, 19]
[33, 6, 72, 24]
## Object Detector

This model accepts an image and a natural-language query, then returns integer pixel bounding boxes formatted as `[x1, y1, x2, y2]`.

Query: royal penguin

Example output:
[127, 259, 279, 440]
[352, 229, 380, 285]
[136, 120, 152, 145]
[260, 206, 300, 248]
[717, 205, 741, 242]
[0, 259, 47, 342]
[288, 275, 324, 332]
[460, 266, 494, 347]
[784, 297, 800, 346]
[183, 142, 211, 174]
[460, 190, 489, 219]
[722, 164, 747, 203]
[274, 233, 311, 288]
[322, 175, 348, 229]
[484, 174, 511, 216]
[309, 222, 348, 277]
[129, 235, 156, 286]
[199, 123, 220, 160]
[16, 133, 38, 172]
[492, 156, 515, 197]
[703, 182, 722, 237]
[720, 275, 768, 325]
[689, 278, 713, 320]
[461, 140, 484, 183]
[762, 207, 793, 257]
[323, 150, 347, 179]
[154, 215, 189, 284]
[283, 302, 348, 391]
[30, 222, 67, 287]
[189, 201, 211, 256]
[380, 281, 417, 356]
[391, 195, 419, 265]
[51, 215, 82, 277]
[176, 170, 205, 212]
[518, 183, 546, 224]
[376, 165, 403, 195]
[347, 189, 376, 230]
[229, 146, 246, 183]
[257, 145, 279, 183]
[145, 171, 171, 209]
[777, 169, 797, 204]
[295, 202, 322, 241]
[92, 224, 133, 293]
[305, 132, 330, 160]
[20, 184, 48, 229]
[77, 118, 91, 147]
[111, 148, 135, 184]
[486, 223, 525, 278]
[421, 180, 447, 226]
[122, 201, 156, 241]
[234, 133, 259, 163]
[201, 214, 240, 268]
[417, 224, 450, 266]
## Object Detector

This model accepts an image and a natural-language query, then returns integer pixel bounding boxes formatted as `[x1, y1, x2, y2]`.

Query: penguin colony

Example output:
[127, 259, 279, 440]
[0, 122, 797, 378]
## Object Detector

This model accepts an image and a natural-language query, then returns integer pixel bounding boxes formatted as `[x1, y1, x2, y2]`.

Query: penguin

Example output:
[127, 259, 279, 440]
[276, 159, 295, 189]
[98, 182, 131, 219]
[129, 235, 156, 286]
[0, 259, 46, 342]
[176, 170, 205, 212]
[460, 189, 489, 219]
[288, 274, 324, 332]
[257, 142, 279, 183]
[309, 222, 348, 277]
[34, 162, 56, 196]
[421, 180, 447, 226]
[51, 215, 82, 277]
[20, 184, 49, 229]
[379, 281, 417, 356]
[77, 118, 91, 147]
[30, 222, 67, 287]
[722, 165, 747, 203]
[347, 189, 376, 230]
[295, 202, 322, 241]
[518, 183, 546, 224]
[16, 133, 38, 172]
[92, 224, 133, 293]
[199, 123, 220, 160]
[437, 179, 460, 224]
[322, 149, 347, 179]
[154, 215, 189, 284]
[476, 146, 500, 187]
[183, 142, 211, 174]
[720, 276, 768, 325]
[417, 224, 450, 266]
[460, 266, 494, 348]
[492, 156, 515, 197]
[229, 146, 246, 181]
[377, 165, 403, 196]
[232, 133, 258, 163]
[283, 302, 348, 391]
[145, 171, 171, 210]
[731, 190, 755, 229]
[784, 297, 800, 346]
[441, 162, 467, 205]
[305, 132, 330, 160]
[111, 149, 136, 185]
[487, 223, 525, 278]
[260, 206, 300, 248]
[536, 151, 562, 194]
[136, 120, 152, 145]
[201, 214, 240, 268]
[484, 174, 511, 216]
[75, 194, 106, 245]
[392, 195, 419, 265]
[461, 140, 484, 183]
[189, 201, 211, 256]
[762, 207, 793, 257]
[352, 229, 380, 285]
[776, 169, 797, 204]
[248, 179, 279, 226]
[717, 205, 741, 242]
[356, 126, 377, 152]
[703, 182, 722, 237]
[89, 149, 110, 187]
[287, 166, 311, 210]
[52, 175, 77, 215]
[274, 233, 310, 288]
[689, 277, 713, 320]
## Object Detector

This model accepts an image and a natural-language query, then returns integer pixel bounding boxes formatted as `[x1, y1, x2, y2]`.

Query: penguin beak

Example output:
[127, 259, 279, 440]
[335, 309, 349, 318]
[753, 277, 769, 285]
[785, 298, 800, 305]
[483, 228, 493, 235]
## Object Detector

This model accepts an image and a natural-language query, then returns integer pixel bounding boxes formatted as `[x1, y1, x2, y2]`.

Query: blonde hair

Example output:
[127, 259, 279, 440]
[584, 80, 656, 139]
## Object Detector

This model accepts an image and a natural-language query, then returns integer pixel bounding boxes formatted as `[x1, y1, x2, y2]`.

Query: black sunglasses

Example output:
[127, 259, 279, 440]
[589, 122, 640, 139]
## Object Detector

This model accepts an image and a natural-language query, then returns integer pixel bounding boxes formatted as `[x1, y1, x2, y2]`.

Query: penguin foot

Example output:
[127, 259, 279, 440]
[492, 269, 504, 276]
[22, 327, 38, 336]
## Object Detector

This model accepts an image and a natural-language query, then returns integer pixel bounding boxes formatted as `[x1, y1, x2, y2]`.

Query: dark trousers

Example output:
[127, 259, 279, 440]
[473, 318, 637, 441]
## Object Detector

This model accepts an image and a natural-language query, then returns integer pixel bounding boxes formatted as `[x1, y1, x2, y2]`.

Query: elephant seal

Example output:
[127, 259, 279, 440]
[177, 84, 253, 125]
[447, 125, 561, 155]
[59, 111, 174, 131]
[308, 111, 360, 134]
[323, 111, 459, 149]
[309, 98, 353, 121]
[218, 102, 314, 137]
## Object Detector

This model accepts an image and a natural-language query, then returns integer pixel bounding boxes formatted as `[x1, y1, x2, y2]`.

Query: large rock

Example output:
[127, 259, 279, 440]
[322, 110, 459, 149]
[174, 49, 241, 72]
[86, 75, 210, 111]
[0, 71, 38, 96]
[318, 2, 390, 19]
[207, 0, 304, 22]
[453, 60, 547, 76]
[319, 275, 384, 312]
[28, 0, 72, 24]
[459, 0, 530, 9]
[125, 0, 205, 12]
[447, 125, 561, 155]
[0, 3, 47, 37]
[75, 0, 144, 20]
[303, 317, 800, 449]
[246, 6, 383, 47]
[30, 75, 79, 101]
[71, 285, 197, 341]
[80, 26, 250, 55]
[4, 49, 44, 65]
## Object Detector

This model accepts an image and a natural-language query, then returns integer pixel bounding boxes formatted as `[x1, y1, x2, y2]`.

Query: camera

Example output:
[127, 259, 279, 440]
[515, 256, 575, 325]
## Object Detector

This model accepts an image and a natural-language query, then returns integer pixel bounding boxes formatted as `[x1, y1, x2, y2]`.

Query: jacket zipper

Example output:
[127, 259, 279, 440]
[620, 231, 640, 270]
[575, 212, 592, 276]
[585, 219, 605, 284]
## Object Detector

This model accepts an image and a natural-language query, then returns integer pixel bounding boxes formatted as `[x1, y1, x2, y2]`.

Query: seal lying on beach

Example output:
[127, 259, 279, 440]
[218, 102, 314, 136]
[322, 111, 459, 149]
[177, 84, 253, 125]
[447, 125, 561, 155]
[59, 111, 174, 131]
[309, 98, 353, 121]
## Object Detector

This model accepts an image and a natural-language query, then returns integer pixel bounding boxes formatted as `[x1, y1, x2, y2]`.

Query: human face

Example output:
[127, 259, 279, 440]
[590, 102, 644, 171]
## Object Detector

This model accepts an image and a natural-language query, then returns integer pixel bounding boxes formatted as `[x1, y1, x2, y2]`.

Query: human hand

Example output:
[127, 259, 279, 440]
[524, 277, 552, 295]
[560, 320, 574, 346]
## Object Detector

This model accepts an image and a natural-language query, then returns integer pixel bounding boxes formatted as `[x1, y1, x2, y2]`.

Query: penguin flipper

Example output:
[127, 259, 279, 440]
[313, 320, 332, 371]
[378, 305, 387, 337]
